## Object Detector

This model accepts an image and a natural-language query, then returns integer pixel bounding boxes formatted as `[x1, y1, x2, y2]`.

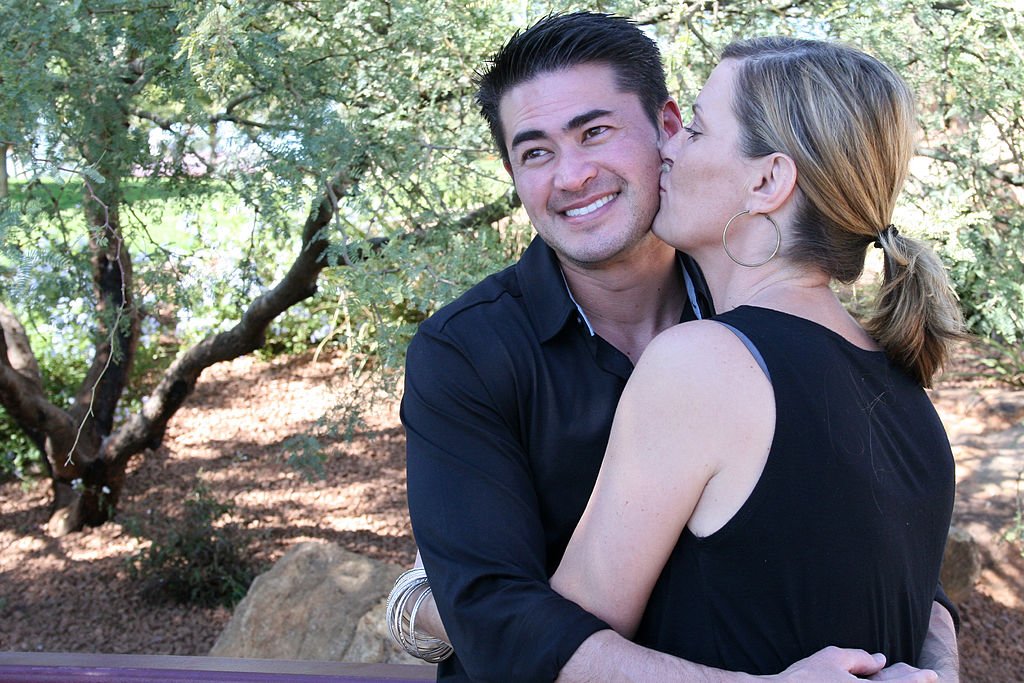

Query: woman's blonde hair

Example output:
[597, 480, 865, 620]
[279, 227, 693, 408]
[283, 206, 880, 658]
[722, 37, 963, 386]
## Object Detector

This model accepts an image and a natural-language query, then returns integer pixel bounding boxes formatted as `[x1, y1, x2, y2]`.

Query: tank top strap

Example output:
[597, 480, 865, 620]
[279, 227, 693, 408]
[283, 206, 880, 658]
[713, 320, 771, 382]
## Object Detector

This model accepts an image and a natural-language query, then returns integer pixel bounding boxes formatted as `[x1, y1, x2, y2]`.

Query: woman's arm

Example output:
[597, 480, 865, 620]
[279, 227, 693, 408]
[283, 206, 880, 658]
[411, 550, 447, 640]
[385, 549, 451, 661]
[550, 321, 775, 637]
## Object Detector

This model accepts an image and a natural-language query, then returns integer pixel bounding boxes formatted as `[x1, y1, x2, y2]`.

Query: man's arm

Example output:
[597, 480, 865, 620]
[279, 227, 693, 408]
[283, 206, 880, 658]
[914, 601, 959, 681]
[558, 630, 938, 683]
[404, 328, 609, 681]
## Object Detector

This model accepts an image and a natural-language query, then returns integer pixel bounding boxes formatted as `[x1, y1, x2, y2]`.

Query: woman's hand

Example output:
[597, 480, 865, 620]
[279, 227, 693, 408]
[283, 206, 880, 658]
[766, 648, 937, 682]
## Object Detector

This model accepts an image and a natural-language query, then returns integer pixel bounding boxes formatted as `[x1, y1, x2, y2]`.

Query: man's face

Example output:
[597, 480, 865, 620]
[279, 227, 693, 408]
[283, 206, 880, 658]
[499, 63, 676, 268]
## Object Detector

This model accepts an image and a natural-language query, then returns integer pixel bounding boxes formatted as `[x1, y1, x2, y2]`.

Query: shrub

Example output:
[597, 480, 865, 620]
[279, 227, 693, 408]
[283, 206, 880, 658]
[128, 481, 259, 607]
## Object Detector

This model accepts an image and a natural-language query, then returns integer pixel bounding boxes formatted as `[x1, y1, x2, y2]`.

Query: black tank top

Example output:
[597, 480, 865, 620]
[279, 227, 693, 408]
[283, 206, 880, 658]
[633, 306, 954, 674]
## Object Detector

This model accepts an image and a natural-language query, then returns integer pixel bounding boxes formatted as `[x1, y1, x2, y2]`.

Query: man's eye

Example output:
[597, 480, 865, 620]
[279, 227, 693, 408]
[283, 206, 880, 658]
[583, 126, 609, 140]
[684, 126, 702, 139]
[522, 148, 549, 162]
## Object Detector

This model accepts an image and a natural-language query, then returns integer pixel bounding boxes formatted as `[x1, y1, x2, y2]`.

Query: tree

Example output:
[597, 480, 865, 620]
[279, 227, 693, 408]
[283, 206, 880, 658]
[0, 0, 523, 535]
[3, 0, 1022, 536]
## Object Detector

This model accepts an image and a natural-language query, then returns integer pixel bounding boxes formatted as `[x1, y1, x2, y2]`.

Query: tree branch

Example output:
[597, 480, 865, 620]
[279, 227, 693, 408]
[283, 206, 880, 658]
[218, 90, 263, 118]
[207, 114, 298, 131]
[0, 306, 78, 469]
[100, 165, 360, 463]
[83, 2, 173, 15]
[126, 55, 171, 95]
[634, 5, 673, 25]
[0, 302, 42, 388]
[102, 181, 518, 466]
[917, 146, 1024, 187]
[361, 191, 522, 254]
[128, 107, 175, 130]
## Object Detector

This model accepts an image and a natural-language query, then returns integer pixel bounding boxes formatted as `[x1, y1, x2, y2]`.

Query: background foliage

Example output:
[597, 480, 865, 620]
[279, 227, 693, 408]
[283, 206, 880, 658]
[2, 0, 1023, 489]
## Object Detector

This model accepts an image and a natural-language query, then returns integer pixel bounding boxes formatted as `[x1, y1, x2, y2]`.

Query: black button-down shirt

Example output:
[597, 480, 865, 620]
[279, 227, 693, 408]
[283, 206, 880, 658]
[403, 236, 709, 681]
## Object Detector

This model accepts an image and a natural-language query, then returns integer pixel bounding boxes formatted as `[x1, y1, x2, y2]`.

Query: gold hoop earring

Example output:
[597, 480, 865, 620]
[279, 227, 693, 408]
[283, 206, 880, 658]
[722, 210, 782, 268]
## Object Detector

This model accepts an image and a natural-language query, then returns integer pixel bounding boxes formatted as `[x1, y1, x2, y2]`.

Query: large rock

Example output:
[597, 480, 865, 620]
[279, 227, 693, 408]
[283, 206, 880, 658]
[940, 525, 982, 604]
[211, 541, 426, 665]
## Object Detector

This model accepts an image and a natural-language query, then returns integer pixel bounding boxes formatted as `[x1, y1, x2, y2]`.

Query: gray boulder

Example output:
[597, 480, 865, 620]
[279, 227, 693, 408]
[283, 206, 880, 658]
[211, 541, 427, 665]
[940, 525, 982, 604]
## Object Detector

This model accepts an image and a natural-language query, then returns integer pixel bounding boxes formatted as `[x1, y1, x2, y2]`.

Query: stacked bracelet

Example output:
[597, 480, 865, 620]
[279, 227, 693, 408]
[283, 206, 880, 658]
[385, 567, 454, 663]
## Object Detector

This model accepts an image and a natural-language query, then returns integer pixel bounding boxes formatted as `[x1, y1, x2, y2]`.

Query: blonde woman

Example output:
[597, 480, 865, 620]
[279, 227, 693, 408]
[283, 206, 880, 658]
[551, 37, 962, 677]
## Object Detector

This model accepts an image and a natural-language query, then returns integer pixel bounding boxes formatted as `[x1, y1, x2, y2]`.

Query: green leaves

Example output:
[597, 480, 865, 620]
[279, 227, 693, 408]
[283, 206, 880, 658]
[4, 0, 1024, 481]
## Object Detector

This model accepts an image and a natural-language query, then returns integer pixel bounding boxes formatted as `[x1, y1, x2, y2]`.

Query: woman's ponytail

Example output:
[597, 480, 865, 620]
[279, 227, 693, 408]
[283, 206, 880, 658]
[864, 230, 964, 387]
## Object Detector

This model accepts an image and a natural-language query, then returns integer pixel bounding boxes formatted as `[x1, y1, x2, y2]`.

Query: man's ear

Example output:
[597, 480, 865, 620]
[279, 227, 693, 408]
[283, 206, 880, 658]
[660, 99, 684, 139]
[503, 158, 515, 184]
[749, 153, 797, 215]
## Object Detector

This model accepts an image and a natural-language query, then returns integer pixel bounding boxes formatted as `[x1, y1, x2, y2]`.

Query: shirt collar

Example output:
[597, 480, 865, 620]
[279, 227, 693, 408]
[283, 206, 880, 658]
[517, 237, 711, 343]
[517, 237, 582, 343]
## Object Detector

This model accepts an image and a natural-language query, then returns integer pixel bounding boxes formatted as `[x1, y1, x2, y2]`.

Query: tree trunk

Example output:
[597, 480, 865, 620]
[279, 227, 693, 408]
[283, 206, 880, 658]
[0, 144, 9, 198]
[208, 122, 217, 173]
[21, 81, 142, 533]
[0, 304, 87, 534]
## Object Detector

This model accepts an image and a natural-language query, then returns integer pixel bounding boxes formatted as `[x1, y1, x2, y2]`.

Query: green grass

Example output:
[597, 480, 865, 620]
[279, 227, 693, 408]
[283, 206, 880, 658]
[8, 177, 220, 211]
[7, 178, 255, 250]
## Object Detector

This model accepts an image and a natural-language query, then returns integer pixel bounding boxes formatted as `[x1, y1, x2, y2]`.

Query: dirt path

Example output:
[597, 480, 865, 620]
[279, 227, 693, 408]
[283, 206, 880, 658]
[930, 386, 1024, 682]
[1, 354, 1022, 681]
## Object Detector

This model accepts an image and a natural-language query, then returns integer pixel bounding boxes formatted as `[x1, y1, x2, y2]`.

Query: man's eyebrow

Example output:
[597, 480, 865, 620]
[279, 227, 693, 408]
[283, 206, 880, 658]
[511, 129, 546, 150]
[564, 109, 612, 132]
[509, 109, 614, 151]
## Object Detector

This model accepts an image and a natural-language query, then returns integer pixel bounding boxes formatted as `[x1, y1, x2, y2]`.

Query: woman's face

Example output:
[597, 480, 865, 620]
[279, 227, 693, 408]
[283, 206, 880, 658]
[654, 59, 755, 252]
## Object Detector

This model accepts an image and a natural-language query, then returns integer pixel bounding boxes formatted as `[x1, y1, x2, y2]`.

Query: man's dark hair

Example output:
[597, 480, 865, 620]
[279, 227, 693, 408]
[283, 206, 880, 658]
[475, 11, 670, 163]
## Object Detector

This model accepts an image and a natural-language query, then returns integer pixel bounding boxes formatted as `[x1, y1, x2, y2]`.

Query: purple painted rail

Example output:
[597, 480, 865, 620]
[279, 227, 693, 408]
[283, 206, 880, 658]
[0, 652, 436, 682]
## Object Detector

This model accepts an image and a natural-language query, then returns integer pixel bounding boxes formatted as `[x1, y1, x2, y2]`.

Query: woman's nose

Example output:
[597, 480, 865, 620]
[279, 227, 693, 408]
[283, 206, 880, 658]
[660, 130, 680, 165]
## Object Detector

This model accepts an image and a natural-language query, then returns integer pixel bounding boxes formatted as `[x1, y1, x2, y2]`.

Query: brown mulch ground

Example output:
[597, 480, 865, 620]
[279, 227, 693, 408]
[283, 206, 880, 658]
[1, 353, 1022, 682]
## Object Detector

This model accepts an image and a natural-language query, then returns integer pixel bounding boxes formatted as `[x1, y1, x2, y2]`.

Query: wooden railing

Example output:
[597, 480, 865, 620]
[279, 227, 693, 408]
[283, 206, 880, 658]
[0, 652, 436, 682]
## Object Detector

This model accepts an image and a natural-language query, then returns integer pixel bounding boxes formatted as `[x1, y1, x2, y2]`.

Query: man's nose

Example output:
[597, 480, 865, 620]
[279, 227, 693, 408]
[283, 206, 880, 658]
[554, 151, 597, 191]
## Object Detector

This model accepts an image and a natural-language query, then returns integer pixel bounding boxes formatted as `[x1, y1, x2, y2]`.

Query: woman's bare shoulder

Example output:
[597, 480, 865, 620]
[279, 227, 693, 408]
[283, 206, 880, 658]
[638, 319, 762, 380]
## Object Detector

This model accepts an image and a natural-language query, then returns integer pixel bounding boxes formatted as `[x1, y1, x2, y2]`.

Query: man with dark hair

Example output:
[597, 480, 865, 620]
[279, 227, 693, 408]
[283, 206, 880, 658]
[399, 11, 957, 682]
[475, 11, 671, 166]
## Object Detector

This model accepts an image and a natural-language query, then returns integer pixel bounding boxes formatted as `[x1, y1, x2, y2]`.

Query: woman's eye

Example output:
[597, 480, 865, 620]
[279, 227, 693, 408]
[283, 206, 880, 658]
[684, 126, 702, 139]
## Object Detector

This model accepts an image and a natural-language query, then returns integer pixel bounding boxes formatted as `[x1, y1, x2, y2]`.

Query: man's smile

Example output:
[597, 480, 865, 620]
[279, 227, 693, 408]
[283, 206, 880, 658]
[562, 192, 619, 218]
